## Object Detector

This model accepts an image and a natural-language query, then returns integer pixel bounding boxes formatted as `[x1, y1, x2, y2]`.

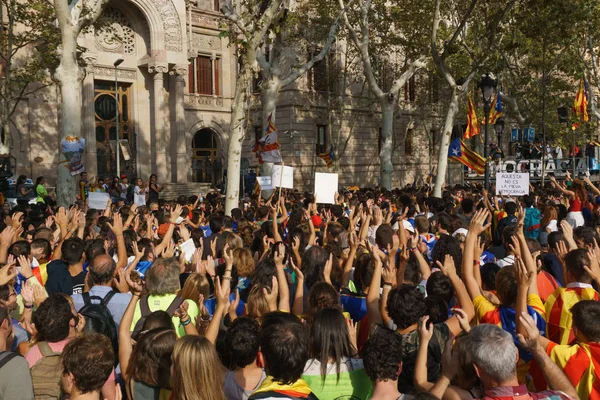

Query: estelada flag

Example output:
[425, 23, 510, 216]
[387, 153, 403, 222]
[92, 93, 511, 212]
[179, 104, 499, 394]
[252, 113, 282, 164]
[448, 138, 486, 175]
[481, 91, 503, 125]
[463, 96, 480, 139]
[572, 78, 589, 130]
[319, 145, 335, 168]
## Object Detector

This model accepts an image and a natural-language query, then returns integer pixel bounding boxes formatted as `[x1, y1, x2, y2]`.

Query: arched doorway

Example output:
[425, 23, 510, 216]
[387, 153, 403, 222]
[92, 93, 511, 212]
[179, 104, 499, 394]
[192, 128, 222, 185]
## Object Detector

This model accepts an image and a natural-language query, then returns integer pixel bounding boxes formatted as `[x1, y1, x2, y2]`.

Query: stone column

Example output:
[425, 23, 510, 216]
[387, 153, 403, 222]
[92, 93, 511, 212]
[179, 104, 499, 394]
[82, 54, 98, 178]
[211, 54, 217, 96]
[148, 63, 169, 179]
[171, 65, 189, 183]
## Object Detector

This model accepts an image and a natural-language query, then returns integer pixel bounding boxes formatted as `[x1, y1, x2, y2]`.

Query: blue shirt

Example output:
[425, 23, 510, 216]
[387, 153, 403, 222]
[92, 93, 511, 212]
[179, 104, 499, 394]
[72, 286, 132, 329]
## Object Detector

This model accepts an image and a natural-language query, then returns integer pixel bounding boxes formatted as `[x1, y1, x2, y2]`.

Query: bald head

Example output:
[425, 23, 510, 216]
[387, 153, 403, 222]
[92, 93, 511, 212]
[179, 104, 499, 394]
[90, 254, 116, 286]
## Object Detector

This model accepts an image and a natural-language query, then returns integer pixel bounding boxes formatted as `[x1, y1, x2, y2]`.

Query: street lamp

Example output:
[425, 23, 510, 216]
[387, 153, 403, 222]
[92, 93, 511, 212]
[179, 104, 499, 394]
[114, 58, 124, 178]
[479, 73, 497, 190]
[494, 117, 505, 149]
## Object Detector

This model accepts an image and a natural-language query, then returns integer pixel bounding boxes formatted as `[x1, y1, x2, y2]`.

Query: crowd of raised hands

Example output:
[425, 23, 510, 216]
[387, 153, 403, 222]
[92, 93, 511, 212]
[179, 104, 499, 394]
[1, 181, 600, 400]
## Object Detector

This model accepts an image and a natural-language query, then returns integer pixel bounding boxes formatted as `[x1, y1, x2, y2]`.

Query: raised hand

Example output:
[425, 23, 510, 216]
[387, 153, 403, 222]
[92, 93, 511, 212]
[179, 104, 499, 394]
[468, 208, 491, 235]
[435, 254, 456, 277]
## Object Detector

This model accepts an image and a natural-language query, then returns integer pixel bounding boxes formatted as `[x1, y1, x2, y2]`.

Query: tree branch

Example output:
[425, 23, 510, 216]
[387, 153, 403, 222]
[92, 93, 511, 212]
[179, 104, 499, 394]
[388, 55, 429, 95]
[442, 0, 478, 57]
[501, 92, 527, 125]
[221, 4, 248, 37]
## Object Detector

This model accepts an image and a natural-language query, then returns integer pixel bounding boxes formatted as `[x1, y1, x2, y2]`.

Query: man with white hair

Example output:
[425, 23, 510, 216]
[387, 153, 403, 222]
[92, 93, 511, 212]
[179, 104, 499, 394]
[466, 324, 577, 400]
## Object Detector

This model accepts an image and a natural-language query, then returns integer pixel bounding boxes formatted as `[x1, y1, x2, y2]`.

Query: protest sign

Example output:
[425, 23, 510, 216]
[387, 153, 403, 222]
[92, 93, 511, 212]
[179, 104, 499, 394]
[271, 166, 294, 189]
[496, 173, 529, 196]
[314, 173, 339, 204]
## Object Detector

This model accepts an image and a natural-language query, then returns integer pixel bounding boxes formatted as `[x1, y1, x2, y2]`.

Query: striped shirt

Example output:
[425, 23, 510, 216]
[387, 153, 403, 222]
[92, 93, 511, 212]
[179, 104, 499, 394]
[545, 284, 599, 345]
[547, 341, 600, 400]
[302, 358, 372, 400]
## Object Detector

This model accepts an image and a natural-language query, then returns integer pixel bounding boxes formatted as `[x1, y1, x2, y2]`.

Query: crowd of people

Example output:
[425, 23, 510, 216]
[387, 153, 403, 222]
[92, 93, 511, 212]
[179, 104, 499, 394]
[2, 171, 600, 399]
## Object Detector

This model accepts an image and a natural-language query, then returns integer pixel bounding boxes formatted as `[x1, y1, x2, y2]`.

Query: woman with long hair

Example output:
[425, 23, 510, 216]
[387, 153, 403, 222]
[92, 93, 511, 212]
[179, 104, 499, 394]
[539, 204, 558, 246]
[15, 174, 31, 207]
[148, 174, 166, 204]
[302, 308, 371, 400]
[171, 335, 226, 400]
[134, 178, 147, 205]
[550, 176, 587, 228]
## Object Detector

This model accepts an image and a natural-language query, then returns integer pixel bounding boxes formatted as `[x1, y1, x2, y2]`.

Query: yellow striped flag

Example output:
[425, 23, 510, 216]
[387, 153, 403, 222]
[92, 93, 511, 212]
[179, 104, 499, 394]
[463, 96, 480, 139]
[448, 138, 486, 175]
[319, 145, 335, 168]
[572, 78, 589, 130]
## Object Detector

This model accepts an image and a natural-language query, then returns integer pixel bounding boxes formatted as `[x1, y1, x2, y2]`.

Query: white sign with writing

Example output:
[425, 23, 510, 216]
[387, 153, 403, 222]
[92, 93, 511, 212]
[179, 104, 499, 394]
[256, 176, 275, 190]
[271, 166, 294, 189]
[88, 192, 110, 210]
[314, 173, 339, 204]
[496, 173, 530, 196]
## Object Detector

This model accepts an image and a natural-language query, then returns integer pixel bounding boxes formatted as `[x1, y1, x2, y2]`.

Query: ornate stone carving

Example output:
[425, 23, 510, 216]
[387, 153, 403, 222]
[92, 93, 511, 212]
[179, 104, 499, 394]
[185, 94, 224, 109]
[148, 0, 183, 52]
[93, 66, 137, 79]
[191, 33, 221, 51]
[170, 65, 189, 76]
[194, 14, 220, 29]
[82, 53, 98, 73]
[149, 63, 169, 75]
[95, 7, 135, 55]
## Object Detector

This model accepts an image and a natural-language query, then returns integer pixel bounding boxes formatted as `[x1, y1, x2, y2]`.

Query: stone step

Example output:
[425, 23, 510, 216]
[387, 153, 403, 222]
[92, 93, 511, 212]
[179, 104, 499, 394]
[160, 182, 212, 201]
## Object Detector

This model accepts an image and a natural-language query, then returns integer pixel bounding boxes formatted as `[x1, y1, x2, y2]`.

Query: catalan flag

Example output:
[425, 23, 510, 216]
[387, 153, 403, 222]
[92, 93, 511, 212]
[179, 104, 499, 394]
[481, 91, 503, 125]
[252, 113, 282, 164]
[547, 341, 600, 400]
[319, 144, 335, 168]
[572, 78, 589, 131]
[463, 96, 480, 139]
[448, 138, 486, 175]
[545, 287, 600, 345]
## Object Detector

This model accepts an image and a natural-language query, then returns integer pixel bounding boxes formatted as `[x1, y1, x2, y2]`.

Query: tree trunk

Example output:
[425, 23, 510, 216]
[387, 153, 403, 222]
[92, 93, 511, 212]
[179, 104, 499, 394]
[380, 101, 394, 189]
[261, 80, 280, 130]
[433, 87, 459, 197]
[54, 22, 83, 207]
[225, 66, 253, 215]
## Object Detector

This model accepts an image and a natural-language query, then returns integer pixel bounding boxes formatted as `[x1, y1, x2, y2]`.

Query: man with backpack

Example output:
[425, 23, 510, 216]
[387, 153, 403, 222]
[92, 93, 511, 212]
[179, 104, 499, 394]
[0, 305, 34, 400]
[25, 294, 117, 400]
[71, 254, 132, 328]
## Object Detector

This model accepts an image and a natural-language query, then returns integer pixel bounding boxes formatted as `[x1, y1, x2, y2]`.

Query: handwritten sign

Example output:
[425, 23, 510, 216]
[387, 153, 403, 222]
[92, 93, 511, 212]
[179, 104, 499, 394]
[314, 173, 339, 204]
[271, 166, 294, 189]
[496, 173, 529, 196]
[88, 192, 110, 210]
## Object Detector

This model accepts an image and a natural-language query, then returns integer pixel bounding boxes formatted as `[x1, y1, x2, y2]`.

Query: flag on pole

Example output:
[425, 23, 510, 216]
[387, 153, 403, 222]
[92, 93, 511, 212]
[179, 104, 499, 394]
[448, 138, 486, 175]
[572, 78, 589, 130]
[481, 91, 503, 125]
[463, 96, 480, 139]
[252, 113, 282, 164]
[319, 144, 335, 168]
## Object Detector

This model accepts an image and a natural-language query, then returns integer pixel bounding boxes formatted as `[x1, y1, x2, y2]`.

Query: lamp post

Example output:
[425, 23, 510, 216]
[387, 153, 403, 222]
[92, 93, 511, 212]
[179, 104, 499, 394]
[557, 106, 572, 175]
[479, 73, 497, 190]
[114, 58, 124, 177]
[494, 117, 505, 149]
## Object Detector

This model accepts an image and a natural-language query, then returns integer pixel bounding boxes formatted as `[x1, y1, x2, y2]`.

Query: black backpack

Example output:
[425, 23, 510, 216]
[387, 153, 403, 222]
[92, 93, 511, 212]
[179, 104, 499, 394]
[132, 295, 184, 339]
[80, 291, 118, 365]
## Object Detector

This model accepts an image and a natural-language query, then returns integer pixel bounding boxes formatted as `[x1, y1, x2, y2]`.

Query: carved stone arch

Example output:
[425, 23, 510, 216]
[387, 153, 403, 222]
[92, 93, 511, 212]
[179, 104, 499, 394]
[123, 0, 166, 53]
[188, 121, 225, 185]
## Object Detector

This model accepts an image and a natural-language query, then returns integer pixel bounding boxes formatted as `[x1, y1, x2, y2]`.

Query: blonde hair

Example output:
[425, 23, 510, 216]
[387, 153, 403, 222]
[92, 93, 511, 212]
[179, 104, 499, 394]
[233, 248, 255, 277]
[178, 273, 210, 305]
[226, 234, 243, 250]
[246, 284, 271, 319]
[172, 336, 225, 400]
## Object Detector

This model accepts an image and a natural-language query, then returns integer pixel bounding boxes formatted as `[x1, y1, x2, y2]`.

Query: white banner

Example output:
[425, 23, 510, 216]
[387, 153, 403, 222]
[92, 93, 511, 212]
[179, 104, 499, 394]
[314, 173, 339, 204]
[496, 173, 529, 196]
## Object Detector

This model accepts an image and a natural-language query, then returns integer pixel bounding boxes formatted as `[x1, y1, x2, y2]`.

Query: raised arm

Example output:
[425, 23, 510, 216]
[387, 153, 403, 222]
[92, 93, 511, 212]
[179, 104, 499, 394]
[271, 205, 283, 243]
[366, 250, 383, 329]
[107, 213, 128, 270]
[463, 209, 491, 300]
[437, 254, 475, 336]
[119, 276, 143, 381]
[342, 232, 359, 288]
[584, 177, 600, 196]
[291, 259, 305, 315]
[154, 204, 183, 256]
[274, 243, 290, 312]
[415, 316, 435, 392]
[549, 176, 575, 198]
[206, 276, 230, 344]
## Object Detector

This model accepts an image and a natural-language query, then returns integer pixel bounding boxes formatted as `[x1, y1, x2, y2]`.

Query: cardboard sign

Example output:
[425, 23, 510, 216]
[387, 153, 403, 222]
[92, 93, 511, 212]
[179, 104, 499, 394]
[179, 239, 197, 263]
[256, 176, 275, 190]
[314, 173, 339, 204]
[88, 192, 110, 210]
[496, 173, 529, 196]
[271, 165, 294, 189]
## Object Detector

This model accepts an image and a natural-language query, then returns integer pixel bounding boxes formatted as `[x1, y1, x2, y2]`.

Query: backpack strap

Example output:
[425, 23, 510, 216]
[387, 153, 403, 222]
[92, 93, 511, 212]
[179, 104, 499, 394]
[82, 292, 91, 306]
[102, 291, 116, 306]
[0, 351, 18, 369]
[166, 297, 185, 316]
[139, 295, 151, 317]
[38, 341, 60, 357]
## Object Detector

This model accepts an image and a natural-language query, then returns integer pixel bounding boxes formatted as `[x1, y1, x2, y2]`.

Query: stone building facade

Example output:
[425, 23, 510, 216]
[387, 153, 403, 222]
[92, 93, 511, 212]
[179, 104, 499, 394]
[11, 0, 467, 192]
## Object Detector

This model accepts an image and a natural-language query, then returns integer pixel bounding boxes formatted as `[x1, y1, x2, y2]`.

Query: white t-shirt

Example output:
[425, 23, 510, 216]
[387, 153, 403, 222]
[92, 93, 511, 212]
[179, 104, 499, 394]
[547, 219, 558, 232]
[555, 147, 563, 159]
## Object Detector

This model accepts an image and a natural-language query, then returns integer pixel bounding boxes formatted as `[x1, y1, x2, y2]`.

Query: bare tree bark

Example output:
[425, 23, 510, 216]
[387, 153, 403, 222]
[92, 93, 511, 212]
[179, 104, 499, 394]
[54, 0, 109, 206]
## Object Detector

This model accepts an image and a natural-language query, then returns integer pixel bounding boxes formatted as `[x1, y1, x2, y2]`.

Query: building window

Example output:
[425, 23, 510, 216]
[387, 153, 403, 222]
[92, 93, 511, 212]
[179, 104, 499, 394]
[188, 55, 221, 95]
[404, 76, 416, 102]
[213, 0, 219, 11]
[307, 51, 336, 93]
[405, 129, 413, 156]
[316, 125, 328, 154]
[254, 126, 262, 143]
